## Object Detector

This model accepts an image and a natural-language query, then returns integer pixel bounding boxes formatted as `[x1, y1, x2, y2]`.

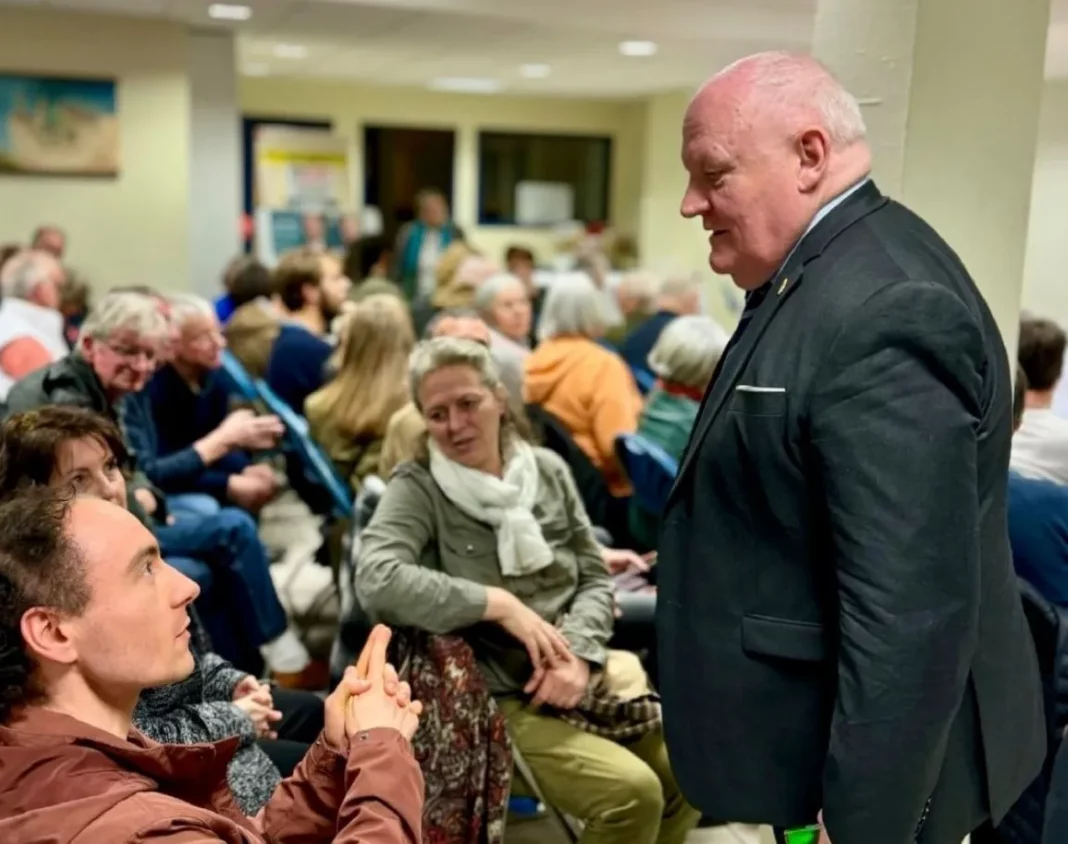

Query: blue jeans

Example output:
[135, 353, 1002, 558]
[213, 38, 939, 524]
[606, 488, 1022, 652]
[157, 507, 287, 663]
[168, 493, 222, 519]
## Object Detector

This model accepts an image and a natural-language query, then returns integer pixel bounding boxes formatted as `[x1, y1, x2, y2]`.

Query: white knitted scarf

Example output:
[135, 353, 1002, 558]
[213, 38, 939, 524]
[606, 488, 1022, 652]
[429, 440, 554, 577]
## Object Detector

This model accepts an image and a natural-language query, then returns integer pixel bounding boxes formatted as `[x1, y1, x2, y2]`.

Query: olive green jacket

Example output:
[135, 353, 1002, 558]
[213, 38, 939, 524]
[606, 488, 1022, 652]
[355, 447, 613, 694]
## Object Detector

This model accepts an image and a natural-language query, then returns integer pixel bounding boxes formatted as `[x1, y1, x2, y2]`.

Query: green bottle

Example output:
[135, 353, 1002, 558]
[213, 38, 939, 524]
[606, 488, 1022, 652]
[783, 826, 822, 844]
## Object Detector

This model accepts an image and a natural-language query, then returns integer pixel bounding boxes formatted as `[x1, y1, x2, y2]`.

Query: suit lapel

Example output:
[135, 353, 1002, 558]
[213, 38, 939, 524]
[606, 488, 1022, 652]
[668, 181, 890, 505]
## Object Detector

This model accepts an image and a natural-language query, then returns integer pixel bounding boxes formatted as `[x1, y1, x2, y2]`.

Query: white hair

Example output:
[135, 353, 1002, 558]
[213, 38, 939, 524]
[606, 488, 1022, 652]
[658, 272, 700, 301]
[166, 292, 215, 329]
[537, 274, 609, 342]
[77, 291, 169, 351]
[648, 315, 729, 388]
[618, 270, 659, 309]
[0, 250, 61, 299]
[408, 336, 503, 411]
[474, 272, 525, 318]
[712, 51, 866, 148]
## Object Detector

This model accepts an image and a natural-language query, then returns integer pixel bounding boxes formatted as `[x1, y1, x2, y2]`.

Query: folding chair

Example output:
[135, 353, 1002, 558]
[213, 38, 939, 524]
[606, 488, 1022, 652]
[615, 433, 679, 515]
[218, 349, 260, 402]
[253, 378, 353, 520]
[631, 366, 657, 395]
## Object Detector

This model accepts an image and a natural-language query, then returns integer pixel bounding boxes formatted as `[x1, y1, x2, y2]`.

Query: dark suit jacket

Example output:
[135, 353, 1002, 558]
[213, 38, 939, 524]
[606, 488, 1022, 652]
[657, 182, 1045, 844]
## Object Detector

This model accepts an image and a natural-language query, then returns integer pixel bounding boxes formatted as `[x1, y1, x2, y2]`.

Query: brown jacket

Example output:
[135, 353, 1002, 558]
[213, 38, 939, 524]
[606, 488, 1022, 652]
[0, 709, 423, 843]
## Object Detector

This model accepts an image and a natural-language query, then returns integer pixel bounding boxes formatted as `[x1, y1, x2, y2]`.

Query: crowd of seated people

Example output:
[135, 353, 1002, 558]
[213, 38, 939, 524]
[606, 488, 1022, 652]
[0, 206, 713, 843]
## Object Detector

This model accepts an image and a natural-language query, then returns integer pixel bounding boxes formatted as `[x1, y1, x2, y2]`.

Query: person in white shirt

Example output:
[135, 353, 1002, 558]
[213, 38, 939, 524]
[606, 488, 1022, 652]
[1011, 316, 1068, 485]
[0, 249, 68, 399]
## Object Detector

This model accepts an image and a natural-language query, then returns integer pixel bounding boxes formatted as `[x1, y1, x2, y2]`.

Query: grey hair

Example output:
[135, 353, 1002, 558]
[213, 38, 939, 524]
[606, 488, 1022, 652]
[537, 274, 609, 342]
[408, 336, 504, 411]
[714, 51, 866, 148]
[618, 270, 659, 309]
[423, 307, 482, 340]
[474, 272, 525, 320]
[166, 293, 215, 329]
[648, 315, 728, 388]
[76, 291, 169, 351]
[0, 250, 61, 299]
[658, 272, 700, 300]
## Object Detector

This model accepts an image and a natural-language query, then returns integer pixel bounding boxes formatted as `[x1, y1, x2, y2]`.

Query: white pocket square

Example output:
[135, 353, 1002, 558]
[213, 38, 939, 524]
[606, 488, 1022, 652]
[735, 385, 786, 394]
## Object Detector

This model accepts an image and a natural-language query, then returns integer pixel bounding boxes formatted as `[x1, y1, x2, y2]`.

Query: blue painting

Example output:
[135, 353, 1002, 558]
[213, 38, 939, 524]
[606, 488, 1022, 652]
[0, 74, 118, 176]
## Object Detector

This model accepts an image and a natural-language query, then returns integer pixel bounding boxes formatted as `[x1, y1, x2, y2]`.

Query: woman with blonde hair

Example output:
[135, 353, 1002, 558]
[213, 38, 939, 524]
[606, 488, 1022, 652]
[305, 294, 415, 492]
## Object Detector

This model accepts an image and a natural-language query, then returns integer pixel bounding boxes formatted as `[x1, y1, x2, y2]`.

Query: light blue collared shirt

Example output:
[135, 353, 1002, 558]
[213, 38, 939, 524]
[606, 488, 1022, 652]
[772, 176, 872, 281]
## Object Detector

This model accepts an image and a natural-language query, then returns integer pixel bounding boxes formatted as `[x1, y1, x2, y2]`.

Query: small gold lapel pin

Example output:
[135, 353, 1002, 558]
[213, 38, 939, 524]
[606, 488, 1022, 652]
[778, 276, 790, 295]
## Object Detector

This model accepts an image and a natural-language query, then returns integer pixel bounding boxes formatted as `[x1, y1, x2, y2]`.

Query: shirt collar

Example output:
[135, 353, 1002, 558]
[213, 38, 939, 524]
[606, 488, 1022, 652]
[772, 176, 872, 281]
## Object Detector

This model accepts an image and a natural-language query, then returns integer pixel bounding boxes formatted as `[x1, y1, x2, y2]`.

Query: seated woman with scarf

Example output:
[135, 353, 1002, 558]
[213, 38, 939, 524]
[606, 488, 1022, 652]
[356, 337, 699, 844]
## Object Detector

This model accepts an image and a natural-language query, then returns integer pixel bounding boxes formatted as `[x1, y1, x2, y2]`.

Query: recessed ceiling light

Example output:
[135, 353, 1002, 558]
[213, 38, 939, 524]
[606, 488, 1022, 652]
[243, 63, 270, 77]
[273, 43, 308, 60]
[520, 63, 552, 79]
[209, 3, 252, 21]
[619, 40, 658, 57]
[429, 77, 503, 94]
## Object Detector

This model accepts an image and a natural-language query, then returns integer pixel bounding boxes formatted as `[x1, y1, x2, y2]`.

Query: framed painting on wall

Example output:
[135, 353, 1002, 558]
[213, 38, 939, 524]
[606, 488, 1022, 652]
[0, 73, 119, 176]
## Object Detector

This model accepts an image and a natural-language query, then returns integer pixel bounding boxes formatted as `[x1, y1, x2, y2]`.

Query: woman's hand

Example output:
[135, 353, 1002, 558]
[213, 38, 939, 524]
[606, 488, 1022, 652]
[133, 487, 158, 516]
[484, 587, 572, 688]
[234, 694, 282, 739]
[525, 653, 590, 710]
[600, 547, 651, 575]
[232, 675, 268, 702]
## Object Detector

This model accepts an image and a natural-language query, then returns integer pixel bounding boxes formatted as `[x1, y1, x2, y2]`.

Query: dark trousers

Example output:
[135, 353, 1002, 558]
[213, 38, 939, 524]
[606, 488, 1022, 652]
[256, 687, 325, 777]
[157, 507, 288, 668]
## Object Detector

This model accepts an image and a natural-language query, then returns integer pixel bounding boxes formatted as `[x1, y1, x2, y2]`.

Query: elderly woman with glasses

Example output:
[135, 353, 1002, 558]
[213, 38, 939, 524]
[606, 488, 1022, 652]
[356, 337, 699, 844]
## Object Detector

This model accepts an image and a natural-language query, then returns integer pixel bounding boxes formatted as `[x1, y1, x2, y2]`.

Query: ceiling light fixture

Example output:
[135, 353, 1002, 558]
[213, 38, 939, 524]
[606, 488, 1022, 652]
[208, 3, 252, 21]
[619, 40, 658, 57]
[273, 43, 308, 60]
[520, 63, 552, 79]
[429, 77, 504, 94]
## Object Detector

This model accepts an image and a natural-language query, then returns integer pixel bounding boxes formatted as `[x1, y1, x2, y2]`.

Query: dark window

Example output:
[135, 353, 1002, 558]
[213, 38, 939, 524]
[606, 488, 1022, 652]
[478, 132, 611, 226]
[364, 126, 456, 242]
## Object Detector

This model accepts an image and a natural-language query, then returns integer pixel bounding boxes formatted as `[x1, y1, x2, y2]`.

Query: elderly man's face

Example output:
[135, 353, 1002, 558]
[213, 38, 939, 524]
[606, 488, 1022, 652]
[680, 88, 813, 291]
[83, 328, 160, 397]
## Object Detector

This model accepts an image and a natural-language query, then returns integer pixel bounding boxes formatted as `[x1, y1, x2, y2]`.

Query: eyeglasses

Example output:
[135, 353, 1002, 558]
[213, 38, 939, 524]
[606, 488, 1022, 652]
[103, 341, 158, 365]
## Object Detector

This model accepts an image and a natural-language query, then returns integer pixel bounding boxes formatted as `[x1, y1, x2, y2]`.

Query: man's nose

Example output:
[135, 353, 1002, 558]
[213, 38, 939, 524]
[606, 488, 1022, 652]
[680, 182, 709, 219]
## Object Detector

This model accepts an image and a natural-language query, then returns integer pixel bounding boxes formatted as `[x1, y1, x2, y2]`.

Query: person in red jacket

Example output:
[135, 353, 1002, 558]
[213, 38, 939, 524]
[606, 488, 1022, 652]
[0, 486, 424, 843]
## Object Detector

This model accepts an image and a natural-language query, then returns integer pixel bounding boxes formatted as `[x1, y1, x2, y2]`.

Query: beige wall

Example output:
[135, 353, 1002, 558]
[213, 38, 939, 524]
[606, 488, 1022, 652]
[239, 76, 644, 267]
[1022, 79, 1068, 324]
[636, 90, 742, 330]
[0, 9, 191, 291]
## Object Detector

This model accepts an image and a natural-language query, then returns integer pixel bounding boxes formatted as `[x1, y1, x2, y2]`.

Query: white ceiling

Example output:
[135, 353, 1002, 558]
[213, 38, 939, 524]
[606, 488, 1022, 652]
[7, 0, 1068, 96]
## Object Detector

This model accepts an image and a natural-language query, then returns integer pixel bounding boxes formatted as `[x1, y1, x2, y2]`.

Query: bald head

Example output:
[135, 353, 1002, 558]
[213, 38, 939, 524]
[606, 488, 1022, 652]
[693, 52, 867, 150]
[681, 51, 872, 290]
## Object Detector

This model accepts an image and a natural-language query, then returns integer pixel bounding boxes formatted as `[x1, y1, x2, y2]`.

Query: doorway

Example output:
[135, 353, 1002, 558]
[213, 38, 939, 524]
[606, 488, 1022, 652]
[363, 125, 456, 240]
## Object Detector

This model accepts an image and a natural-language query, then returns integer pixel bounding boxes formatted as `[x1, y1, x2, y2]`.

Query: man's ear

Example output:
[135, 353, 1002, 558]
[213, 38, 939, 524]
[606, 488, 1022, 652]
[796, 127, 831, 193]
[20, 607, 79, 668]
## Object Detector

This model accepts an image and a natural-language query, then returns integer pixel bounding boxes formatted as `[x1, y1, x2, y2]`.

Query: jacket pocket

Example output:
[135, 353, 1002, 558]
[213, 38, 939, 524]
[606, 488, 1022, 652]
[728, 387, 787, 417]
[742, 614, 829, 662]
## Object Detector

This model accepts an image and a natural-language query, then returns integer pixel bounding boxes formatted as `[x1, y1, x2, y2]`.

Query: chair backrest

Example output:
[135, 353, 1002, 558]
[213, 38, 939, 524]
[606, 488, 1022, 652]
[253, 378, 353, 519]
[615, 433, 678, 515]
[527, 403, 614, 528]
[631, 367, 656, 395]
[218, 349, 260, 402]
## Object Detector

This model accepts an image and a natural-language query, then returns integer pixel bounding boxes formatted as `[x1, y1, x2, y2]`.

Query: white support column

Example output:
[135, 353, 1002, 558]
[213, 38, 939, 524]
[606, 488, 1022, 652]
[188, 30, 241, 298]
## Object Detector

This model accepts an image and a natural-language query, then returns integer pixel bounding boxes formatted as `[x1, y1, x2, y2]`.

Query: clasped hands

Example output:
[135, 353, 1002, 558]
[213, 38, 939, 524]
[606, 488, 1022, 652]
[322, 625, 423, 752]
[485, 586, 591, 710]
